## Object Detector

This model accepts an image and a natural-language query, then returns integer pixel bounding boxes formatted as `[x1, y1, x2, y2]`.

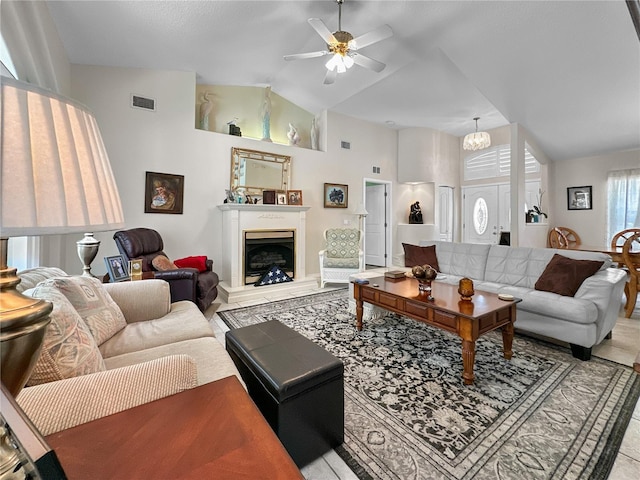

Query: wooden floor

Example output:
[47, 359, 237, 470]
[207, 285, 640, 480]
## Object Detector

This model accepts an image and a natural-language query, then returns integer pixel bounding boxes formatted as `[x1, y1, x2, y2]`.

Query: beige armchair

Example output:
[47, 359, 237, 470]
[319, 228, 364, 288]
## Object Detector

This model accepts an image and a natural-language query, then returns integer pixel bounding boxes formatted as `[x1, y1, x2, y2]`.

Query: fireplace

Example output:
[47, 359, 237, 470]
[218, 204, 313, 303]
[244, 230, 295, 285]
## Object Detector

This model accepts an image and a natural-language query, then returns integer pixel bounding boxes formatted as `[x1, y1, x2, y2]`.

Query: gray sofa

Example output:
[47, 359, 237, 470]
[14, 267, 242, 436]
[410, 241, 627, 360]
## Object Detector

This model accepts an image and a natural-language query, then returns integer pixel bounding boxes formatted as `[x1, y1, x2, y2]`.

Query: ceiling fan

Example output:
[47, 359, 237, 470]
[283, 0, 393, 85]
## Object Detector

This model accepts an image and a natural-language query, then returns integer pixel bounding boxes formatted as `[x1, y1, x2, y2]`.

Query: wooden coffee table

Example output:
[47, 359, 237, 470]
[46, 376, 303, 479]
[353, 277, 521, 385]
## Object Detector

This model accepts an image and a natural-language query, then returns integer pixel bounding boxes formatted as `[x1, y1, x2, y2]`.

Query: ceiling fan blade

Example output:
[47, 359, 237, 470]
[351, 53, 386, 73]
[283, 51, 330, 61]
[323, 68, 337, 85]
[308, 18, 337, 44]
[350, 24, 393, 50]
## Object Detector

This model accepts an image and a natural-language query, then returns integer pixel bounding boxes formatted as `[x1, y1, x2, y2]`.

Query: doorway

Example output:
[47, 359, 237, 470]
[363, 179, 392, 267]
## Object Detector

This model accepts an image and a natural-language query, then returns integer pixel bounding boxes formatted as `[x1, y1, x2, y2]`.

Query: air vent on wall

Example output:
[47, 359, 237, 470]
[131, 94, 156, 111]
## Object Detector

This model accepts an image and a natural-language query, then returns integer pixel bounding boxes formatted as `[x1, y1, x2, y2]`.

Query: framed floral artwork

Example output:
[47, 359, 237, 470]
[324, 183, 348, 208]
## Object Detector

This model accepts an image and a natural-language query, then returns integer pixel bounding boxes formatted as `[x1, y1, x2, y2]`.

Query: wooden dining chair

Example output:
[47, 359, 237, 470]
[610, 228, 640, 267]
[548, 227, 581, 249]
[621, 231, 640, 318]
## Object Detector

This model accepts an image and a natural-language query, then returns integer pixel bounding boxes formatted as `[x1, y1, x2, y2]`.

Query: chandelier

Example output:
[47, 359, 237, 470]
[463, 117, 491, 151]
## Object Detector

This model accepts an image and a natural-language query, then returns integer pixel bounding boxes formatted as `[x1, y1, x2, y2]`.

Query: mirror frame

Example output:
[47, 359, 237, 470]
[230, 147, 291, 197]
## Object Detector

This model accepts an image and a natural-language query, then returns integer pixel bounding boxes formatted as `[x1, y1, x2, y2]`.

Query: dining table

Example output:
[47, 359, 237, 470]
[569, 244, 624, 264]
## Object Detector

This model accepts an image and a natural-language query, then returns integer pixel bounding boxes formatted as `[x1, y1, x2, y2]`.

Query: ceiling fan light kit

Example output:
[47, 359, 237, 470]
[283, 0, 392, 83]
[463, 117, 491, 151]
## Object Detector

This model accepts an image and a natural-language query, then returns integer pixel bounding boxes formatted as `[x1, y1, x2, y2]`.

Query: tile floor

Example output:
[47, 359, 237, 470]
[205, 286, 640, 480]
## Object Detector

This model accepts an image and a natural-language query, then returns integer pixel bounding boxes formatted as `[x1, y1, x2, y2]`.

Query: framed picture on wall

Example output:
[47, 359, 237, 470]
[567, 186, 592, 210]
[144, 171, 184, 214]
[324, 183, 348, 208]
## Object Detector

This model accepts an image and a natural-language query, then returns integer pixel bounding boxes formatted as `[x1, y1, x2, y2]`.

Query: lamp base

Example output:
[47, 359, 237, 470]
[76, 233, 100, 277]
[0, 238, 52, 398]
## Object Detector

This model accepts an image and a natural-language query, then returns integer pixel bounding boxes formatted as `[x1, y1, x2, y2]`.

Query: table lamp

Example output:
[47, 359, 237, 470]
[0, 77, 124, 397]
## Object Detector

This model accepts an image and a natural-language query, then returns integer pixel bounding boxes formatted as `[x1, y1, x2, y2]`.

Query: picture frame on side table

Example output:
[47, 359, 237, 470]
[567, 186, 592, 210]
[105, 255, 130, 282]
[145, 171, 184, 214]
[324, 183, 348, 208]
[287, 190, 303, 206]
[129, 259, 143, 281]
[276, 190, 288, 205]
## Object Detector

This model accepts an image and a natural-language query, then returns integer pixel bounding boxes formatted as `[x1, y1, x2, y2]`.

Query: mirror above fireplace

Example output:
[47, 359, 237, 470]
[230, 147, 291, 197]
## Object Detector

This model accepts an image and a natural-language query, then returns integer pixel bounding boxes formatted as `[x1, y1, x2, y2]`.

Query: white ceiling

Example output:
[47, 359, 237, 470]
[47, 0, 640, 161]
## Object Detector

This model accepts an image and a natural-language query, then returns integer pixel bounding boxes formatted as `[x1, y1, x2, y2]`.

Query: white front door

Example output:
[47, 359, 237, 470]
[365, 184, 387, 266]
[463, 186, 499, 244]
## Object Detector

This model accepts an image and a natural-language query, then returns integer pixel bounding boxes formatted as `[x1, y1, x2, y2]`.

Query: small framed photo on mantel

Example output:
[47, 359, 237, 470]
[567, 186, 592, 210]
[287, 190, 303, 206]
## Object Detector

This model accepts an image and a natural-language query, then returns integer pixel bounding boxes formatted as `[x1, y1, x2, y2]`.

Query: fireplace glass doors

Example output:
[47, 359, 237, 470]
[244, 230, 295, 285]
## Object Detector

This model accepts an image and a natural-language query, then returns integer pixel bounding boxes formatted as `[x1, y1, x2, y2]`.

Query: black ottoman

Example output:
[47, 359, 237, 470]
[225, 320, 344, 467]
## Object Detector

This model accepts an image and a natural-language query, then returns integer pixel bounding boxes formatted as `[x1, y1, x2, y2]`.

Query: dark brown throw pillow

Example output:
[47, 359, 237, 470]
[402, 243, 440, 272]
[534, 254, 603, 297]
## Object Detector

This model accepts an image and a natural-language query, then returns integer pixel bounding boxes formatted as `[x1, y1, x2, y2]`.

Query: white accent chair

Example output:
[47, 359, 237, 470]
[319, 228, 365, 288]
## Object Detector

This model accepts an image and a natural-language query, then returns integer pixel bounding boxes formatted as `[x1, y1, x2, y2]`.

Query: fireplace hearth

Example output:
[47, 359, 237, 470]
[244, 230, 294, 285]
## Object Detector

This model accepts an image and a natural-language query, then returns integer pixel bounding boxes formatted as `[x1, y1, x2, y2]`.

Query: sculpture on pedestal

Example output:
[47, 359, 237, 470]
[199, 91, 213, 130]
[261, 86, 272, 142]
[409, 201, 423, 224]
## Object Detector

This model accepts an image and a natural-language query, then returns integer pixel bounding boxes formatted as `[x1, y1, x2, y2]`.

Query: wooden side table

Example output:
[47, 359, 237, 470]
[46, 376, 303, 479]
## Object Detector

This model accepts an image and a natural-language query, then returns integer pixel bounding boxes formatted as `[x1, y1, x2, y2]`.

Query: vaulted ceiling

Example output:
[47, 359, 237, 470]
[47, 0, 640, 161]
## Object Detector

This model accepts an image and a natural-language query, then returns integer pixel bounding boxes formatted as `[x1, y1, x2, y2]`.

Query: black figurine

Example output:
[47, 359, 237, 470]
[409, 201, 423, 224]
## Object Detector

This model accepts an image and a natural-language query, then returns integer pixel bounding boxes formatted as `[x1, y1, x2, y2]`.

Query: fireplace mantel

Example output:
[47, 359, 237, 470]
[217, 204, 315, 303]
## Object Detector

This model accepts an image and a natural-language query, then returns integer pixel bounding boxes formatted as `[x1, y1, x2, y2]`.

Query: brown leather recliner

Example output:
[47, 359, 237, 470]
[113, 228, 219, 312]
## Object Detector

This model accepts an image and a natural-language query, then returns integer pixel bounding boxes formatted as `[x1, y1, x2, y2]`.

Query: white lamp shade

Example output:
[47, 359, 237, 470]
[354, 203, 369, 216]
[1, 77, 124, 237]
[463, 131, 491, 151]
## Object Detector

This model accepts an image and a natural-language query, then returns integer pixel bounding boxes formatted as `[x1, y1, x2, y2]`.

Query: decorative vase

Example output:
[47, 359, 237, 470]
[413, 264, 437, 300]
[458, 277, 475, 301]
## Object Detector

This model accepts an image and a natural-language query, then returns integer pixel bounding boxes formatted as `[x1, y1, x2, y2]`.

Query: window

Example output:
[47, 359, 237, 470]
[607, 169, 640, 240]
[464, 143, 540, 181]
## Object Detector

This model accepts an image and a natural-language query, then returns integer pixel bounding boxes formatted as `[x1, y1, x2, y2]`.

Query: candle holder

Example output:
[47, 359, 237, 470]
[458, 277, 475, 301]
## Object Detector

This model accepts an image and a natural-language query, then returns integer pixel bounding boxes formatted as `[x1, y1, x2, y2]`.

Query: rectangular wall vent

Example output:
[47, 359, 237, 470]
[340, 141, 350, 149]
[131, 94, 156, 111]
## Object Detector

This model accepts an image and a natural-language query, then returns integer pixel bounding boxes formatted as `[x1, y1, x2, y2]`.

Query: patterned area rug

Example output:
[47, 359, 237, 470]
[218, 290, 640, 480]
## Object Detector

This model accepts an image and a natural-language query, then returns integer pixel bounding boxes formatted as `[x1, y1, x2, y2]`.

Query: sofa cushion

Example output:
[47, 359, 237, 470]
[402, 243, 440, 271]
[498, 285, 599, 325]
[25, 285, 106, 386]
[174, 255, 208, 272]
[420, 241, 491, 279]
[104, 337, 244, 387]
[485, 245, 611, 289]
[99, 300, 214, 358]
[534, 254, 604, 297]
[16, 267, 68, 292]
[43, 276, 127, 345]
[152, 255, 177, 271]
[17, 355, 198, 436]
[326, 229, 360, 258]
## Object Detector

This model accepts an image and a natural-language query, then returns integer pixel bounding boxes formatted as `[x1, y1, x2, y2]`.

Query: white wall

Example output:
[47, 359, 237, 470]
[68, 65, 399, 279]
[551, 149, 640, 246]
